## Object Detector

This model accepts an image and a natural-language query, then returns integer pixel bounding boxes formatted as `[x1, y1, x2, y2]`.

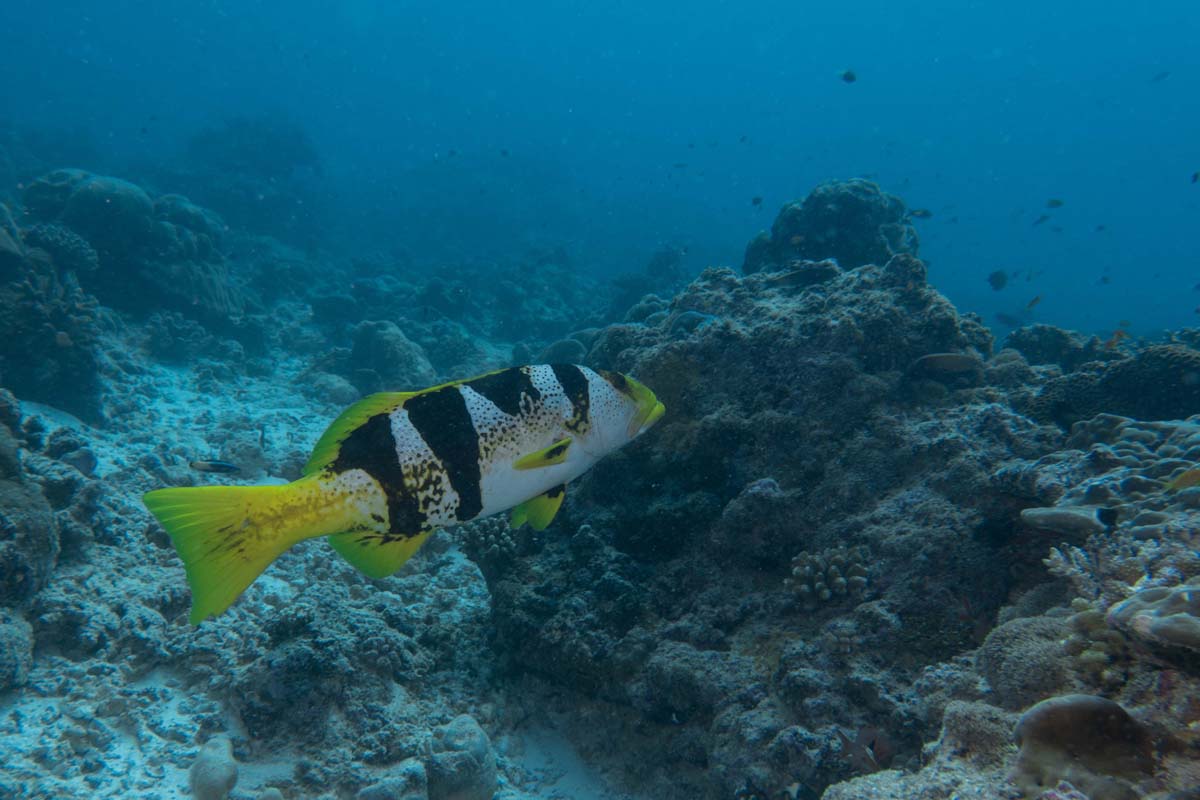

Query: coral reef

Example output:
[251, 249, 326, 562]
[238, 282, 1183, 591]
[1107, 582, 1200, 655]
[784, 545, 870, 610]
[1010, 695, 1154, 800]
[189, 736, 238, 800]
[1027, 344, 1200, 426]
[4, 173, 1200, 800]
[0, 394, 62, 604]
[19, 169, 252, 326]
[742, 179, 918, 274]
[0, 230, 104, 421]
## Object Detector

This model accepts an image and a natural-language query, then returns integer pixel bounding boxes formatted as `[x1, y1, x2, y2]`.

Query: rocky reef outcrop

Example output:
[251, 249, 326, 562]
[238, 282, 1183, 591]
[18, 169, 253, 325]
[0, 204, 105, 422]
[742, 178, 919, 274]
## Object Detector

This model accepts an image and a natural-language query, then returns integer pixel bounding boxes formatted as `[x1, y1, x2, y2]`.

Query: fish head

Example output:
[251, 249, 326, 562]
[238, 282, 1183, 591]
[588, 370, 665, 452]
[622, 374, 666, 439]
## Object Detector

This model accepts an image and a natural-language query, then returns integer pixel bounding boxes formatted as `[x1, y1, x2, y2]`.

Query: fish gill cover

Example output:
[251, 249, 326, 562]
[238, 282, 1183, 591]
[0, 2, 1199, 799]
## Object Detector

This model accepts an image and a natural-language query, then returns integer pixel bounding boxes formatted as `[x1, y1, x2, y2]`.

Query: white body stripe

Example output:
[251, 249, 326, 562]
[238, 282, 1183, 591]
[387, 406, 461, 527]
[461, 367, 633, 519]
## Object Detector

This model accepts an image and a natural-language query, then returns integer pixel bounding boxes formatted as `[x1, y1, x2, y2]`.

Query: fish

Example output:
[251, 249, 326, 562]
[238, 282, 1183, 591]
[145, 365, 665, 623]
[1095, 224, 1107, 232]
[1103, 329, 1128, 350]
[1166, 468, 1200, 492]
[994, 312, 1022, 328]
[987, 270, 1008, 291]
[751, 196, 763, 207]
[1150, 71, 1170, 83]
[189, 460, 242, 474]
[910, 352, 982, 376]
[910, 209, 933, 219]
[841, 70, 857, 83]
[1192, 172, 1199, 184]
[1025, 295, 1042, 310]
[1097, 275, 1111, 285]
[1045, 198, 1064, 208]
[1032, 214, 1051, 227]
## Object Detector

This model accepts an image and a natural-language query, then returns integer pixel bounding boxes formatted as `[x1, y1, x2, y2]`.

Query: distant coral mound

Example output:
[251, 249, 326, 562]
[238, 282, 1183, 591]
[19, 169, 252, 325]
[742, 178, 918, 274]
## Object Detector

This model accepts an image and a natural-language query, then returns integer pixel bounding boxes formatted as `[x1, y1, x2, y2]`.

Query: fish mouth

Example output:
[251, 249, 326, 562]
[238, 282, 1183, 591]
[625, 377, 666, 438]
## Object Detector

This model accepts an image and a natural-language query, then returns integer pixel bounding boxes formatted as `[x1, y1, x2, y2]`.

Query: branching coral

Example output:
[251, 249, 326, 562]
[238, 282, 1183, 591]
[784, 545, 869, 610]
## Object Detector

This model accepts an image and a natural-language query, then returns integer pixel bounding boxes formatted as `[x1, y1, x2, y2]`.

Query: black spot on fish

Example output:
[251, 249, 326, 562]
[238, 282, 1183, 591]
[546, 484, 565, 499]
[468, 367, 542, 418]
[330, 413, 426, 536]
[551, 364, 591, 433]
[404, 387, 483, 521]
[599, 369, 630, 395]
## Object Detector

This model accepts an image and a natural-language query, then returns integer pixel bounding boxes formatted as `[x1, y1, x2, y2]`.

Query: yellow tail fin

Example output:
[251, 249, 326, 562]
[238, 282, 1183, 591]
[143, 477, 340, 624]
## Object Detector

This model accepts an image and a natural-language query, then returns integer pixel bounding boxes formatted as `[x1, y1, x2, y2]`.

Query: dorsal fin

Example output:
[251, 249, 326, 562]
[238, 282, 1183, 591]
[303, 392, 412, 475]
[303, 368, 514, 476]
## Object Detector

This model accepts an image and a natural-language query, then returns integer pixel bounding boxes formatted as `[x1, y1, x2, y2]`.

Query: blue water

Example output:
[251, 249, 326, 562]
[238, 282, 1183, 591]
[1, 0, 1197, 336]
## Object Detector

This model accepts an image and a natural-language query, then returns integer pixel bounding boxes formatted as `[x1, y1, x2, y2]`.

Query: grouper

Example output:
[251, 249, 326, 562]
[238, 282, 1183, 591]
[143, 364, 665, 624]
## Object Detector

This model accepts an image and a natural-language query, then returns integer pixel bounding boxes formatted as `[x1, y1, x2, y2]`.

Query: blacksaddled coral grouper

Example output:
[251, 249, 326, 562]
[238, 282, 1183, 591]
[144, 365, 665, 624]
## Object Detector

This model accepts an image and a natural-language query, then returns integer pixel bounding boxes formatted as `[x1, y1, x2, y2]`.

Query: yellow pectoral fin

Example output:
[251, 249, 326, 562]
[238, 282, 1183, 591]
[328, 529, 434, 579]
[510, 484, 566, 531]
[513, 437, 573, 471]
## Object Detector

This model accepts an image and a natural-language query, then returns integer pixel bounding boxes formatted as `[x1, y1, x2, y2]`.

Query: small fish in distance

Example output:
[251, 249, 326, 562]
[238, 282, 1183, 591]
[189, 460, 241, 474]
[1166, 468, 1200, 491]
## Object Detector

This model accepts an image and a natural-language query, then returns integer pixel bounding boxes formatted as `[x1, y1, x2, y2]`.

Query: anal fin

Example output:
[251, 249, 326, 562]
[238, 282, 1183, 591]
[510, 484, 566, 531]
[513, 437, 572, 470]
[328, 529, 434, 579]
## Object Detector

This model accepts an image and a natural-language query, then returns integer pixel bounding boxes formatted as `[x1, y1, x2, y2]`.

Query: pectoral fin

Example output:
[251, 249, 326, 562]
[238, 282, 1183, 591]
[513, 437, 572, 471]
[510, 485, 566, 531]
